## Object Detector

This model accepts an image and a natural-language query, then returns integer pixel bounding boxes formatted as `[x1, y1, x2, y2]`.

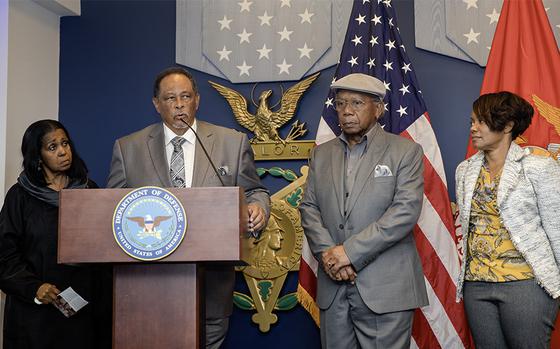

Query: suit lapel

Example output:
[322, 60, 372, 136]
[330, 141, 345, 217]
[191, 121, 215, 187]
[346, 125, 388, 216]
[147, 124, 172, 187]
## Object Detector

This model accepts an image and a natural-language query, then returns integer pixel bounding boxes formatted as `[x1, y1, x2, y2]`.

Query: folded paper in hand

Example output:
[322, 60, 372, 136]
[52, 287, 88, 318]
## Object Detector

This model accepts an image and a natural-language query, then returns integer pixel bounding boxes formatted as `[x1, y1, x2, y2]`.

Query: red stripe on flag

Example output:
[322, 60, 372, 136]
[412, 308, 442, 349]
[298, 259, 317, 299]
[421, 158, 456, 237]
[413, 225, 473, 348]
[400, 130, 456, 238]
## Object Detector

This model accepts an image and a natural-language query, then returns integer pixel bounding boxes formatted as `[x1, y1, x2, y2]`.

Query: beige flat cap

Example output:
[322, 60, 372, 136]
[331, 73, 386, 99]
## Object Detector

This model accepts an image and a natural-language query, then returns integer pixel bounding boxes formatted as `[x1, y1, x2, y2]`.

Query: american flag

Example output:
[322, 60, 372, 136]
[297, 1, 473, 347]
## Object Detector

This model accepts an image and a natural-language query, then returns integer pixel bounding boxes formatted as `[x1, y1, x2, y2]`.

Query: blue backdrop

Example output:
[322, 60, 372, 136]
[58, 1, 484, 347]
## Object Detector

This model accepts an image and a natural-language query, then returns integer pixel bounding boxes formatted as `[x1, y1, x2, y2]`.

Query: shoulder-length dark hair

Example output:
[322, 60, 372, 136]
[21, 119, 88, 186]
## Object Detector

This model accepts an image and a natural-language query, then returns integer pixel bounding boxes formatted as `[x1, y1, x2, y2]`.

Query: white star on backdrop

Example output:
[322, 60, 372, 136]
[217, 46, 232, 61]
[237, 61, 252, 76]
[486, 8, 500, 25]
[217, 16, 232, 31]
[277, 26, 293, 41]
[463, 0, 478, 10]
[367, 58, 375, 68]
[348, 56, 358, 67]
[238, 0, 252, 12]
[258, 11, 273, 26]
[237, 29, 252, 43]
[297, 43, 313, 58]
[277, 59, 292, 74]
[257, 44, 272, 59]
[299, 9, 314, 24]
[464, 28, 480, 44]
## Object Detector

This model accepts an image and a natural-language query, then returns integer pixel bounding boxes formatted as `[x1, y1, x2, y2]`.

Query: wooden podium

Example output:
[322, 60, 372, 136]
[57, 187, 249, 349]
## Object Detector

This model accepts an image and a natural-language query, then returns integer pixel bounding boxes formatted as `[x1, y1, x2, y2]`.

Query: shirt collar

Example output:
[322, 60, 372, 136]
[163, 119, 197, 146]
[338, 123, 379, 150]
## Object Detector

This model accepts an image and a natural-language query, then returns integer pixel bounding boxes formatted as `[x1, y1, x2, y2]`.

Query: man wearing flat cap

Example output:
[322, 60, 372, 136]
[300, 73, 428, 348]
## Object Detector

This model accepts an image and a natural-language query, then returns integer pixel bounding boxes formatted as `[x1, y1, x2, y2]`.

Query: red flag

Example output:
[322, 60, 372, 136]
[466, 0, 560, 158]
[297, 1, 473, 347]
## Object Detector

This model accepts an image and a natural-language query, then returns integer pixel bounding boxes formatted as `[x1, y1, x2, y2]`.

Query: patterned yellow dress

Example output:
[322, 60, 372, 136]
[465, 163, 534, 282]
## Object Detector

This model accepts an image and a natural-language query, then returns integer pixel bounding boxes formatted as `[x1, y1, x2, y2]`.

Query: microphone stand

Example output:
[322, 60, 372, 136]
[181, 118, 225, 187]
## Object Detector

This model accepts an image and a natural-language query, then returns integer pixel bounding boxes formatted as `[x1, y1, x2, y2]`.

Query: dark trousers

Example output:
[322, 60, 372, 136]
[464, 280, 559, 349]
[206, 317, 229, 349]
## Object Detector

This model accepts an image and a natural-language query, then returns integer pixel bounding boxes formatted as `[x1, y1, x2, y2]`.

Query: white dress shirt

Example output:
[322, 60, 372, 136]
[163, 120, 197, 188]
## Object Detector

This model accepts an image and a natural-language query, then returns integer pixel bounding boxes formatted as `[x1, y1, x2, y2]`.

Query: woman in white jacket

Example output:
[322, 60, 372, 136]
[455, 91, 560, 349]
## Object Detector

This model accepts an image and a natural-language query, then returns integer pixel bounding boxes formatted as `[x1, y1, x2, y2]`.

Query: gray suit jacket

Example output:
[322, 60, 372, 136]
[107, 120, 270, 318]
[299, 124, 428, 313]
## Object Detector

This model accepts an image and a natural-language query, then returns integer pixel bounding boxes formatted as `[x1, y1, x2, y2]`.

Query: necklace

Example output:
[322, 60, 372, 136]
[488, 163, 504, 182]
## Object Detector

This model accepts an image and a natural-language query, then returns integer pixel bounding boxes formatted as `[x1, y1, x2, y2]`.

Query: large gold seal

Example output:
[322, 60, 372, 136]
[242, 200, 303, 280]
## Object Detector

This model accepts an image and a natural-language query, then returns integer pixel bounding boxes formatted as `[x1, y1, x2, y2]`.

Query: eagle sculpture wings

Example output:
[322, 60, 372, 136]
[209, 72, 320, 143]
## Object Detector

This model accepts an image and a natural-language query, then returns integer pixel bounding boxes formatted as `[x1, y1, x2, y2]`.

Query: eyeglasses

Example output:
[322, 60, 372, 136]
[334, 98, 379, 111]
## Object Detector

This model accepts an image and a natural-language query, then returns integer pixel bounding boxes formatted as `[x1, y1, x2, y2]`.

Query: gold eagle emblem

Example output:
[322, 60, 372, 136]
[209, 73, 320, 144]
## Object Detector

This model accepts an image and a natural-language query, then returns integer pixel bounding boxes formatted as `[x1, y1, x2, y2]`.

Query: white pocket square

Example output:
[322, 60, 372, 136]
[374, 164, 393, 177]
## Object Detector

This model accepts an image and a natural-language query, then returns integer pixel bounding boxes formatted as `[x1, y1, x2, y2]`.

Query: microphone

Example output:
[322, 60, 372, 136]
[180, 117, 225, 186]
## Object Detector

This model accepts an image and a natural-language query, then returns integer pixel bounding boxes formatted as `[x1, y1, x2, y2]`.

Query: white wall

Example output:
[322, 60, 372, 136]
[4, 0, 79, 190]
[5, 0, 61, 190]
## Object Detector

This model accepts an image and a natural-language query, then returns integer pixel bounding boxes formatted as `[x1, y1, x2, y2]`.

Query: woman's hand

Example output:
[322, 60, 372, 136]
[36, 283, 60, 304]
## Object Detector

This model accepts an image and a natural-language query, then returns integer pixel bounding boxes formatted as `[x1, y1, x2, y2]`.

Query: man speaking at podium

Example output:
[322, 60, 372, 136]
[107, 66, 270, 348]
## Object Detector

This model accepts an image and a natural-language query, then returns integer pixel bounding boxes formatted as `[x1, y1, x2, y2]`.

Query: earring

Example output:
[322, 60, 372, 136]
[37, 161, 42, 171]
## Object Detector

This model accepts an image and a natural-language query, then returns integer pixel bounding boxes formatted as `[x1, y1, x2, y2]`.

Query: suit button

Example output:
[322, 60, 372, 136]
[339, 224, 344, 229]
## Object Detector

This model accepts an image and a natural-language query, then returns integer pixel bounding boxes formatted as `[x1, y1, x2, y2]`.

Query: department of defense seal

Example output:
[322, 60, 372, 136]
[112, 186, 187, 261]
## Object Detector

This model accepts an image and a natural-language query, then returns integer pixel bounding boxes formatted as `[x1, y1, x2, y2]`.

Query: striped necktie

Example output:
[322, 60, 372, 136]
[170, 136, 187, 188]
